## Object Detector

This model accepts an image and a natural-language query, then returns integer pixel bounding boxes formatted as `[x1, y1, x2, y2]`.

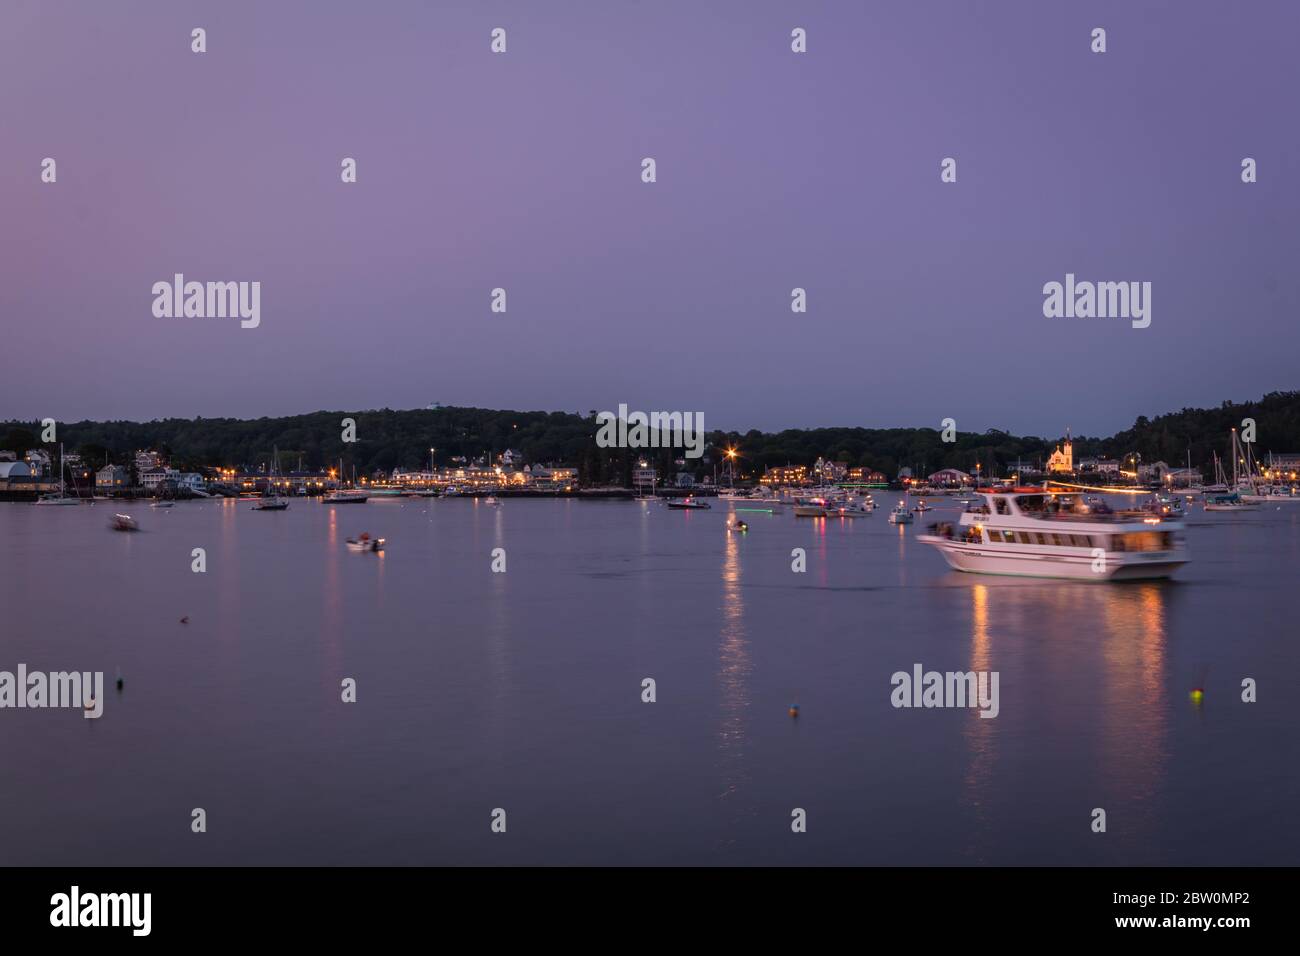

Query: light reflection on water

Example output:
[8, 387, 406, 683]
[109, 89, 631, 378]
[961, 583, 996, 860]
[716, 525, 752, 834]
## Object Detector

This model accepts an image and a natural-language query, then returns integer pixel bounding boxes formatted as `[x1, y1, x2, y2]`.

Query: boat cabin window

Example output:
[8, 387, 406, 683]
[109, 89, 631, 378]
[1015, 495, 1045, 514]
[994, 498, 1011, 516]
[1109, 531, 1173, 552]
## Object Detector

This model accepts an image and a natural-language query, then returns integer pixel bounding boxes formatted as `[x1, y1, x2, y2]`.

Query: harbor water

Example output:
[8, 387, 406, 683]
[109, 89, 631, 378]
[0, 495, 1296, 865]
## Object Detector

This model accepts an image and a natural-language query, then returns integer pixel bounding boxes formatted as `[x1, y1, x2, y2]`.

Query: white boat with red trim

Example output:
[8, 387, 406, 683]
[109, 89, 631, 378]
[917, 489, 1187, 581]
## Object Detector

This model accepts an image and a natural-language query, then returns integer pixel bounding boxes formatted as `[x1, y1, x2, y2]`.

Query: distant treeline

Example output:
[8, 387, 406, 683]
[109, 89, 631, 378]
[4, 392, 1299, 484]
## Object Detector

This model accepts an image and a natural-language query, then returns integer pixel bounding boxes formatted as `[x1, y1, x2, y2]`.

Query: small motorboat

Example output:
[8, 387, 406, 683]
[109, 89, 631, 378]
[793, 497, 829, 517]
[483, 496, 501, 506]
[727, 517, 748, 533]
[833, 501, 874, 518]
[912, 499, 932, 513]
[251, 495, 289, 511]
[110, 513, 139, 531]
[151, 500, 175, 509]
[345, 533, 385, 553]
[888, 502, 914, 525]
[667, 497, 711, 510]
[1143, 494, 1184, 518]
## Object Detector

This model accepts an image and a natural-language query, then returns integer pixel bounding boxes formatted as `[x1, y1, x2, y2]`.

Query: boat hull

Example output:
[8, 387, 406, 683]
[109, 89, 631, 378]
[917, 536, 1186, 581]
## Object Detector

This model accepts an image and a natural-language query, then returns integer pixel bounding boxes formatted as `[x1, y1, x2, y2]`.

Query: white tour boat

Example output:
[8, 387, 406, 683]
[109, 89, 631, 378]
[917, 489, 1187, 580]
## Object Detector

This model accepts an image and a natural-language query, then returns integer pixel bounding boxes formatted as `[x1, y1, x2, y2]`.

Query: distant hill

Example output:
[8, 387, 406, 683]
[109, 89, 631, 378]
[4, 391, 1298, 483]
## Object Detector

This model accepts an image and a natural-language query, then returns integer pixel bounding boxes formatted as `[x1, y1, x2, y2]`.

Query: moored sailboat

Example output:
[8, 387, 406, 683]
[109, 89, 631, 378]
[34, 443, 80, 505]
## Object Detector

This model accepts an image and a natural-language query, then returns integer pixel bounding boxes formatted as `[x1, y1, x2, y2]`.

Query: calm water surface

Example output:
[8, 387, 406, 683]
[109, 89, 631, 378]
[1, 496, 1297, 865]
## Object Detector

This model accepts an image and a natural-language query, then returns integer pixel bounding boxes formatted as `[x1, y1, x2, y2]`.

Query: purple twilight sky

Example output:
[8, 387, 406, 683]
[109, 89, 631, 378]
[2, 0, 1297, 437]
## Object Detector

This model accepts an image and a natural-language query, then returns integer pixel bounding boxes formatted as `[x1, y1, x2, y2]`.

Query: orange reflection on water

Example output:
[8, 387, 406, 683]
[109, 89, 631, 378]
[717, 523, 752, 813]
[1099, 582, 1169, 817]
[321, 503, 344, 679]
[962, 584, 997, 858]
[216, 496, 241, 646]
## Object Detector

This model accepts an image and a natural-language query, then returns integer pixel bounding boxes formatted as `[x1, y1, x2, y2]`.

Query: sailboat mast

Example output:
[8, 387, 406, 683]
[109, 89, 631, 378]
[1231, 429, 1239, 488]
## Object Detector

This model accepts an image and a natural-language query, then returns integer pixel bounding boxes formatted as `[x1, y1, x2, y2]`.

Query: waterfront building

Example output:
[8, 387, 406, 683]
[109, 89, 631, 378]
[530, 465, 577, 486]
[845, 466, 887, 485]
[927, 468, 972, 487]
[96, 464, 129, 489]
[140, 467, 179, 490]
[177, 473, 207, 494]
[0, 461, 33, 479]
[763, 465, 809, 487]
[814, 457, 847, 481]
[134, 449, 164, 474]
[1137, 461, 1170, 483]
[24, 449, 50, 476]
[1261, 453, 1300, 481]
